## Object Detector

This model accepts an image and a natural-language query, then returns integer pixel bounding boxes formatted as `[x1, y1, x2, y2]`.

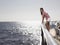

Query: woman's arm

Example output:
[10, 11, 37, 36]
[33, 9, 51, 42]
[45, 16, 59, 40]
[42, 15, 44, 23]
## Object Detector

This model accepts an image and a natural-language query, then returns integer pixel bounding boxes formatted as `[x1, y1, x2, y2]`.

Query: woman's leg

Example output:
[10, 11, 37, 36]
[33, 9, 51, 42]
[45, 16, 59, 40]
[45, 21, 50, 31]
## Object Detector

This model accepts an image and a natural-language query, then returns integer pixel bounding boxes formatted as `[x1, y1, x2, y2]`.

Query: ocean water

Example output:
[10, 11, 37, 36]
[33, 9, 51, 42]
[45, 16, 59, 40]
[0, 22, 41, 45]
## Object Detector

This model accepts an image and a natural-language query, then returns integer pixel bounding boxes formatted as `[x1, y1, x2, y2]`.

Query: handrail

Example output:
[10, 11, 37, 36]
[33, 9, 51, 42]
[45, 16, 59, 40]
[41, 24, 58, 45]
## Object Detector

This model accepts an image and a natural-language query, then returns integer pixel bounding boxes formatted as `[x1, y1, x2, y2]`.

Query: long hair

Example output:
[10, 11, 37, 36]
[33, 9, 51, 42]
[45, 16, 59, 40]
[40, 8, 43, 15]
[41, 11, 43, 15]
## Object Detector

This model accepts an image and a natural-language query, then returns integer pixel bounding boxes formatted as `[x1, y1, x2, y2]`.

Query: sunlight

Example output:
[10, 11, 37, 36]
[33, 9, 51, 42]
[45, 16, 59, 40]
[21, 21, 41, 27]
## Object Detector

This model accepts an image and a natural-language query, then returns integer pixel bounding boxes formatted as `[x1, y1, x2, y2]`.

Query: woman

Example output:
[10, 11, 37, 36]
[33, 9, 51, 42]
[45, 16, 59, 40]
[40, 8, 50, 31]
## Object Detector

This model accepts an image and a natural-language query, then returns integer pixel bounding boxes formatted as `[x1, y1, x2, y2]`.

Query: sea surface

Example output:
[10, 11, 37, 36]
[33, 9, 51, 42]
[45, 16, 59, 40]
[0, 22, 41, 45]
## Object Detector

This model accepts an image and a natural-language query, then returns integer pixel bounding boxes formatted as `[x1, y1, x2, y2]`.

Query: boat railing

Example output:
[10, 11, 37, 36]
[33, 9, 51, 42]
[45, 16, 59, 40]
[41, 24, 58, 45]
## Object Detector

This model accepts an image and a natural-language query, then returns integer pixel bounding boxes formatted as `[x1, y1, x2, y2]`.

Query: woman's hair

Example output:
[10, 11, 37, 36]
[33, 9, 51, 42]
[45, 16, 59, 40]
[40, 8, 43, 10]
[40, 8, 43, 15]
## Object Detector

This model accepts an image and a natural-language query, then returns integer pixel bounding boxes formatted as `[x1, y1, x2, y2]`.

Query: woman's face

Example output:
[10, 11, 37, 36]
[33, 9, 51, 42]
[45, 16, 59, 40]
[40, 9, 43, 12]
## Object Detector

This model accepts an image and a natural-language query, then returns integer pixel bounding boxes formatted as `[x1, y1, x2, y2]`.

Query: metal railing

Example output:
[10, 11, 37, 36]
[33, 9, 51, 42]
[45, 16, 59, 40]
[41, 24, 58, 45]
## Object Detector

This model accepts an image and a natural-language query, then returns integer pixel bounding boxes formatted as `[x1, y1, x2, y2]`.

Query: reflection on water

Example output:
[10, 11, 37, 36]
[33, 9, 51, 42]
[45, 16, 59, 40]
[0, 22, 41, 45]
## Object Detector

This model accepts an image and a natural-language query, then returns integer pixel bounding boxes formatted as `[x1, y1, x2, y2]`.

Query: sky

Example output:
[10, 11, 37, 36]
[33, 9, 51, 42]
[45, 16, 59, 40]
[0, 0, 60, 22]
